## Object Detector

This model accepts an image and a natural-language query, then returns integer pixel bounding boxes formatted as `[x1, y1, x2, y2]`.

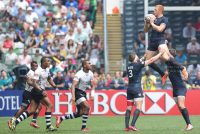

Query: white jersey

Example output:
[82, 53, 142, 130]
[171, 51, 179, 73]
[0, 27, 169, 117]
[33, 67, 50, 90]
[25, 70, 34, 92]
[74, 70, 94, 91]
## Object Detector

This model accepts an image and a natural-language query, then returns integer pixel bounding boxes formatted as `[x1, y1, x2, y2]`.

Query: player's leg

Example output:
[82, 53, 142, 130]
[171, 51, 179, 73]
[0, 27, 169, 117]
[124, 100, 133, 131]
[175, 96, 194, 130]
[30, 103, 42, 128]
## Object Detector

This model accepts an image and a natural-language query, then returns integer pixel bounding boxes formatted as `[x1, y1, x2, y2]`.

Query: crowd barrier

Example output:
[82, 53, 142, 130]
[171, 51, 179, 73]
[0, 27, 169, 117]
[0, 90, 200, 117]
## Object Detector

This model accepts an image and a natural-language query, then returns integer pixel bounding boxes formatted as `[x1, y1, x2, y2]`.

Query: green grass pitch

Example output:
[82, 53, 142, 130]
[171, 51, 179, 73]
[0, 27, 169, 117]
[1, 116, 200, 134]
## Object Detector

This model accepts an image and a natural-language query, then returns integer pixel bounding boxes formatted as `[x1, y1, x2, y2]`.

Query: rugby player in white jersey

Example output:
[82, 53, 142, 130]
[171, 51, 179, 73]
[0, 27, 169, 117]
[11, 57, 60, 132]
[56, 60, 95, 131]
[7, 61, 42, 129]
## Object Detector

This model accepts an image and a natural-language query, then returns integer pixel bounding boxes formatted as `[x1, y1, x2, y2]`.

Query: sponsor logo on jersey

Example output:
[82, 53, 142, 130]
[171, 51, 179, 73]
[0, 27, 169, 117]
[34, 74, 38, 76]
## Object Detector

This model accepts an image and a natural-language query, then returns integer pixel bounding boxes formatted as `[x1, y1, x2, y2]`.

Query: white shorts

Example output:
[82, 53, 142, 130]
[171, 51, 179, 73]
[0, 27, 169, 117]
[174, 96, 185, 103]
[76, 97, 86, 105]
[128, 97, 144, 102]
[90, 58, 98, 65]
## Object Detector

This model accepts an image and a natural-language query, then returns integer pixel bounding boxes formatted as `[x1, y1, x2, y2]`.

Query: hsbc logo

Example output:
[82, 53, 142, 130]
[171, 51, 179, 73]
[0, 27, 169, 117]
[142, 92, 176, 114]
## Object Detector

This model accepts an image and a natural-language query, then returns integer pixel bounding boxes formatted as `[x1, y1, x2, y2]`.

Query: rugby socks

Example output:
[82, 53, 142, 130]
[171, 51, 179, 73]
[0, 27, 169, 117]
[16, 111, 30, 125]
[181, 108, 191, 125]
[82, 114, 88, 129]
[61, 113, 80, 121]
[149, 63, 165, 77]
[131, 109, 140, 127]
[31, 112, 38, 123]
[125, 110, 131, 129]
[167, 57, 184, 70]
[45, 112, 51, 128]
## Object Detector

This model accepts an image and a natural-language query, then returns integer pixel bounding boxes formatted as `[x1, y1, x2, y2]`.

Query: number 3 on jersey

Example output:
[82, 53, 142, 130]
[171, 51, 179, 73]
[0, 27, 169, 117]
[128, 70, 133, 78]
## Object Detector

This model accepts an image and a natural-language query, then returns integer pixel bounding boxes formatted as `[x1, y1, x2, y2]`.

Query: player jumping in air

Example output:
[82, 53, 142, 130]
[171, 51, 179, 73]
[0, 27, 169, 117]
[143, 5, 188, 86]
[11, 57, 60, 132]
[7, 61, 42, 129]
[56, 60, 95, 131]
[125, 48, 166, 131]
[167, 49, 194, 131]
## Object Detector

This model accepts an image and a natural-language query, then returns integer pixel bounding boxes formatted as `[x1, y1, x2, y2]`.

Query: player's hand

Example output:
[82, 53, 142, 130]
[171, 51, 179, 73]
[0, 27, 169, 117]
[159, 48, 166, 55]
[144, 53, 148, 59]
[150, 18, 155, 25]
[42, 91, 48, 97]
[90, 96, 94, 101]
[55, 88, 60, 95]
[70, 97, 76, 105]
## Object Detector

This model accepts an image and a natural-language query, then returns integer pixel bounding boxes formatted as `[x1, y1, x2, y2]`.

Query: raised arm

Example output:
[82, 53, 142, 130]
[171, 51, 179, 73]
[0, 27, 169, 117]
[144, 22, 152, 33]
[145, 48, 165, 66]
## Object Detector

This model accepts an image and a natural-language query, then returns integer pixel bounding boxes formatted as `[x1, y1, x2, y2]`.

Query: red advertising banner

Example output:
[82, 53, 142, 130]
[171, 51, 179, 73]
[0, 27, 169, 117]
[37, 90, 200, 116]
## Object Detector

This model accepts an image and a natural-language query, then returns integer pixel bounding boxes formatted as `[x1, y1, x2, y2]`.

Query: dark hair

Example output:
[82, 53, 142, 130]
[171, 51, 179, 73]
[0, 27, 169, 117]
[169, 49, 177, 57]
[1, 70, 5, 73]
[145, 70, 150, 76]
[0, 29, 2, 31]
[31, 61, 37, 67]
[82, 60, 89, 68]
[68, 39, 74, 49]
[20, 28, 24, 31]
[122, 71, 127, 77]
[41, 57, 47, 65]
[83, 20, 87, 24]
[128, 52, 136, 62]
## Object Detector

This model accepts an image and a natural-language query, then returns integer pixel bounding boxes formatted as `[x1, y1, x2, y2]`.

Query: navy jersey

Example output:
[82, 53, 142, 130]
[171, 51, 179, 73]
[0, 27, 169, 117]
[150, 16, 168, 40]
[127, 61, 145, 91]
[167, 61, 186, 91]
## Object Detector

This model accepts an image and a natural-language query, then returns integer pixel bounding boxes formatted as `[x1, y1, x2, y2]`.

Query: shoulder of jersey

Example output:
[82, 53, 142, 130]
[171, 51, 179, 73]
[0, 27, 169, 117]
[89, 70, 93, 74]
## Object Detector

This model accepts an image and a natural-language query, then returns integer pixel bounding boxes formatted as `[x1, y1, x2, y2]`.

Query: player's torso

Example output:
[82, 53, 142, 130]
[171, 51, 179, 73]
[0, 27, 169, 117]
[25, 70, 34, 92]
[38, 68, 50, 89]
[76, 70, 93, 91]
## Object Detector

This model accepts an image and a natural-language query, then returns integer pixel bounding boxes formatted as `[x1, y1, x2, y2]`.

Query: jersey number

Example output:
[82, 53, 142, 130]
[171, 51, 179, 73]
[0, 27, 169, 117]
[128, 70, 133, 78]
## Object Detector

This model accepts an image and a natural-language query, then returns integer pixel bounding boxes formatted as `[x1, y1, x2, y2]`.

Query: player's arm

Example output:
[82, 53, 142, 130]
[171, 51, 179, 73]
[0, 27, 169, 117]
[145, 48, 165, 66]
[150, 18, 166, 32]
[47, 75, 60, 95]
[70, 80, 79, 104]
[90, 80, 95, 101]
[32, 79, 43, 91]
[26, 77, 34, 87]
[144, 22, 152, 33]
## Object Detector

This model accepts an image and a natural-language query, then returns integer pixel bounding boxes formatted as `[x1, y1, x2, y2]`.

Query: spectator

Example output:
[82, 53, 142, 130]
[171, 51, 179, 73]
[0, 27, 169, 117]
[67, 71, 75, 88]
[105, 73, 112, 87]
[13, 29, 25, 44]
[187, 37, 200, 53]
[25, 7, 39, 24]
[54, 49, 65, 61]
[53, 71, 65, 88]
[60, 43, 66, 58]
[78, 0, 84, 10]
[90, 44, 99, 71]
[42, 40, 55, 58]
[52, 19, 60, 33]
[183, 78, 191, 90]
[110, 71, 126, 89]
[191, 0, 200, 6]
[141, 70, 156, 90]
[39, 33, 49, 50]
[65, 28, 75, 43]
[77, 15, 91, 29]
[5, 47, 18, 61]
[20, 28, 26, 40]
[46, 12, 53, 23]
[176, 51, 187, 65]
[82, 21, 93, 38]
[31, 22, 40, 37]
[194, 16, 200, 31]
[8, 1, 18, 17]
[183, 23, 196, 39]
[31, 49, 42, 64]
[2, 10, 11, 22]
[17, 49, 32, 66]
[65, 0, 78, 10]
[45, 28, 54, 40]
[50, 61, 59, 76]
[75, 28, 89, 44]
[26, 28, 34, 45]
[1, 34, 14, 53]
[93, 71, 99, 87]
[58, 21, 68, 33]
[60, 32, 67, 45]
[134, 31, 145, 50]
[72, 14, 79, 25]
[0, 29, 5, 39]
[15, 0, 29, 10]
[66, 39, 76, 57]
[97, 0, 103, 13]
[187, 63, 200, 76]
[64, 59, 76, 74]
[55, 0, 67, 14]
[55, 32, 61, 41]
[92, 35, 103, 48]
[9, 16, 17, 26]
[15, 6, 25, 22]
[60, 11, 67, 23]
[81, 10, 92, 27]
[0, 70, 12, 91]
[13, 18, 23, 30]
[192, 71, 200, 89]
[27, 33, 39, 49]
[33, 0, 48, 17]
[0, 0, 5, 11]
[52, 39, 60, 50]
[53, 9, 61, 20]
[8, 26, 15, 39]
[97, 73, 106, 87]
[164, 27, 172, 48]
[90, 0, 97, 29]
[75, 42, 89, 60]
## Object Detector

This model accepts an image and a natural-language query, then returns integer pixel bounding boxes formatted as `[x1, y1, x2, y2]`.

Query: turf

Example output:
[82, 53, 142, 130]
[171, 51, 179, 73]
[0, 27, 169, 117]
[1, 116, 200, 134]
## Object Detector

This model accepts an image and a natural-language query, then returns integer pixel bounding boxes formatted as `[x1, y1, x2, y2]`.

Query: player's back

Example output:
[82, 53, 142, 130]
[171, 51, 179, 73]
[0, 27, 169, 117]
[25, 70, 34, 92]
[127, 62, 145, 91]
[150, 16, 168, 40]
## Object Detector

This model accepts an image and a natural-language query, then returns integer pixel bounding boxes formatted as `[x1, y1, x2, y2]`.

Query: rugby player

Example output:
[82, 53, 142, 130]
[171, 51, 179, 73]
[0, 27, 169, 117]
[11, 57, 59, 132]
[125, 48, 166, 131]
[144, 5, 188, 85]
[167, 49, 194, 131]
[7, 61, 42, 129]
[56, 60, 95, 131]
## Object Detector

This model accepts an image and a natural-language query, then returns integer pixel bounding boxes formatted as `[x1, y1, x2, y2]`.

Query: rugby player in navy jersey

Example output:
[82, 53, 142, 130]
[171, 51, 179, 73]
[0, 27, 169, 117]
[166, 49, 193, 131]
[124, 48, 165, 131]
[144, 5, 188, 86]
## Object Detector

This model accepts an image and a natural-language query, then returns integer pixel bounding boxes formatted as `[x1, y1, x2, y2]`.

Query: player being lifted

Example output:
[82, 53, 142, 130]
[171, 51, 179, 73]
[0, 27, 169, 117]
[167, 49, 193, 131]
[8, 61, 42, 129]
[125, 49, 166, 131]
[144, 5, 188, 85]
[56, 60, 95, 131]
[11, 57, 60, 132]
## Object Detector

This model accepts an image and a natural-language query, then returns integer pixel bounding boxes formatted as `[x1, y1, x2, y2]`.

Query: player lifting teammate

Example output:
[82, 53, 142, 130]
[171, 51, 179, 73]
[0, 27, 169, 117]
[56, 60, 95, 131]
[7, 61, 42, 129]
[167, 49, 193, 131]
[125, 49, 166, 131]
[144, 5, 188, 85]
[11, 57, 60, 132]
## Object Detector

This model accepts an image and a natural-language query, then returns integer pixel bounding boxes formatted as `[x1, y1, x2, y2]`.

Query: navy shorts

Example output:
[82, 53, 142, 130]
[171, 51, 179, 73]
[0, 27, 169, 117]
[21, 90, 31, 108]
[148, 39, 165, 51]
[31, 88, 46, 103]
[173, 88, 187, 98]
[127, 88, 144, 100]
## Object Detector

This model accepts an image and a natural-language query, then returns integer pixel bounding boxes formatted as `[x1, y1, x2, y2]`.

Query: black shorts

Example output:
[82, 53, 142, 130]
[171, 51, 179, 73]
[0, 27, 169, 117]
[75, 88, 87, 105]
[127, 88, 144, 101]
[148, 39, 165, 51]
[173, 88, 187, 98]
[21, 90, 32, 108]
[31, 88, 46, 103]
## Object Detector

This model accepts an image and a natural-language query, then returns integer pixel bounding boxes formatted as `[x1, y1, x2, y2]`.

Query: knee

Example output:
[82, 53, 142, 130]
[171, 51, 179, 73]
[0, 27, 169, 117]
[136, 106, 142, 111]
[178, 104, 185, 110]
[84, 105, 90, 112]
[47, 103, 53, 109]
[38, 104, 42, 110]
[29, 109, 37, 115]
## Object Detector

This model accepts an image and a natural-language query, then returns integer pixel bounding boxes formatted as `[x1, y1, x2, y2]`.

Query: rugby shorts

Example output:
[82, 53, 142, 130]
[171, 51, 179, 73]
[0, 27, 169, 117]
[127, 89, 144, 101]
[21, 90, 32, 108]
[31, 88, 46, 103]
[75, 88, 87, 105]
[148, 39, 165, 51]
